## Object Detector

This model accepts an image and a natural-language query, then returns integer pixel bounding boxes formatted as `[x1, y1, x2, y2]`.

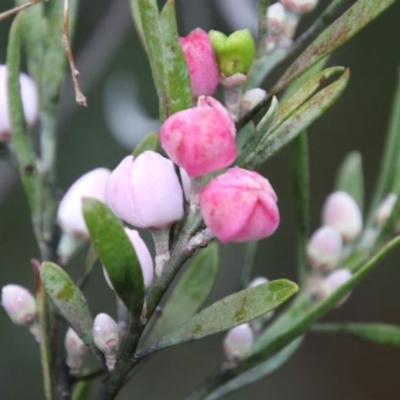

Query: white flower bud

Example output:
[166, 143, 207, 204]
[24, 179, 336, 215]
[248, 276, 268, 288]
[267, 3, 286, 34]
[316, 269, 352, 306]
[223, 323, 254, 361]
[240, 88, 267, 115]
[65, 328, 88, 375]
[93, 313, 121, 371]
[322, 191, 363, 242]
[307, 226, 343, 271]
[280, 0, 318, 15]
[1, 284, 36, 327]
[375, 193, 397, 226]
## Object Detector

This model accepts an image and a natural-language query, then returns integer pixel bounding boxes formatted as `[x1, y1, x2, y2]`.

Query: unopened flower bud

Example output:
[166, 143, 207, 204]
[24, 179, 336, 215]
[1, 284, 36, 326]
[248, 276, 268, 288]
[106, 151, 184, 229]
[65, 327, 88, 375]
[179, 28, 219, 98]
[240, 88, 267, 115]
[322, 191, 363, 242]
[209, 29, 256, 77]
[316, 269, 352, 305]
[223, 323, 254, 361]
[200, 167, 279, 243]
[93, 313, 121, 371]
[307, 226, 343, 271]
[375, 193, 397, 226]
[280, 0, 318, 15]
[104, 228, 154, 289]
[160, 96, 236, 177]
[267, 3, 286, 34]
[57, 168, 111, 238]
[0, 65, 39, 143]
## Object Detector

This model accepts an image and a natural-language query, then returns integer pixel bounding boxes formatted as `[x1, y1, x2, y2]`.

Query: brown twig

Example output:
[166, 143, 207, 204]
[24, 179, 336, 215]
[62, 0, 87, 106]
[0, 0, 41, 21]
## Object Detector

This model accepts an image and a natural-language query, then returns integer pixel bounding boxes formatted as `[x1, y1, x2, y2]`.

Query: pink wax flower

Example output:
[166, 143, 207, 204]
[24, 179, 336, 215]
[106, 151, 184, 229]
[57, 168, 111, 238]
[179, 28, 219, 98]
[1, 284, 36, 326]
[160, 96, 237, 177]
[0, 65, 39, 143]
[199, 167, 280, 243]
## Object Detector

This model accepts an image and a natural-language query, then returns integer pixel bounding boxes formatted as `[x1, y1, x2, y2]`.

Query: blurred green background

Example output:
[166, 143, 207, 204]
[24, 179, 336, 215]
[1, 0, 400, 399]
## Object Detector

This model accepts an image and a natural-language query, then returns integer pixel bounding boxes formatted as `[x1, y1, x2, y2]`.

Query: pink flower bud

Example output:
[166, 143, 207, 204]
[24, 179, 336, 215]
[0, 65, 39, 143]
[280, 0, 318, 15]
[179, 28, 219, 98]
[93, 313, 121, 371]
[223, 323, 254, 361]
[106, 151, 184, 229]
[160, 96, 237, 177]
[322, 191, 363, 242]
[267, 3, 286, 34]
[1, 284, 36, 326]
[316, 268, 352, 303]
[307, 226, 343, 271]
[57, 168, 111, 238]
[200, 167, 280, 243]
[103, 228, 153, 289]
[375, 193, 397, 226]
[65, 327, 87, 375]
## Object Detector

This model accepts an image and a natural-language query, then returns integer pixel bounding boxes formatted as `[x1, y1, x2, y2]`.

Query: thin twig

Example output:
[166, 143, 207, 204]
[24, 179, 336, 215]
[62, 0, 87, 106]
[0, 0, 40, 21]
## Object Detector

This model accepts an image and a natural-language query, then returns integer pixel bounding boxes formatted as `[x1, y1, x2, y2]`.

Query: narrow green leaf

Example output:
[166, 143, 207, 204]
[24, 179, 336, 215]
[150, 244, 219, 340]
[292, 132, 310, 288]
[82, 198, 145, 322]
[242, 69, 350, 170]
[130, 0, 146, 48]
[207, 337, 303, 400]
[149, 280, 298, 351]
[314, 323, 400, 347]
[335, 151, 364, 211]
[132, 131, 159, 157]
[255, 0, 270, 59]
[272, 0, 396, 95]
[40, 262, 99, 356]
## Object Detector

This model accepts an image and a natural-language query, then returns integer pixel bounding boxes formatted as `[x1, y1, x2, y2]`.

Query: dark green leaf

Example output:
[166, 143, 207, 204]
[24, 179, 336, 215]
[148, 279, 298, 351]
[150, 244, 219, 340]
[314, 323, 400, 347]
[242, 69, 350, 169]
[40, 262, 99, 356]
[335, 151, 364, 211]
[83, 198, 144, 322]
[132, 132, 159, 157]
[272, 0, 397, 94]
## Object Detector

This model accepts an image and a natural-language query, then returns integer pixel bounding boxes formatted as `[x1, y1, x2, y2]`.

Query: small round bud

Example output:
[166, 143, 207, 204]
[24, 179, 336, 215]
[57, 168, 111, 238]
[106, 152, 184, 229]
[0, 65, 39, 143]
[209, 29, 256, 77]
[200, 167, 280, 243]
[322, 191, 363, 242]
[375, 193, 397, 226]
[1, 284, 36, 326]
[280, 0, 318, 15]
[316, 269, 352, 305]
[240, 88, 267, 115]
[267, 3, 286, 34]
[160, 96, 236, 177]
[65, 328, 88, 375]
[103, 228, 154, 289]
[179, 28, 219, 98]
[248, 276, 268, 288]
[307, 226, 343, 271]
[93, 313, 121, 371]
[223, 323, 254, 361]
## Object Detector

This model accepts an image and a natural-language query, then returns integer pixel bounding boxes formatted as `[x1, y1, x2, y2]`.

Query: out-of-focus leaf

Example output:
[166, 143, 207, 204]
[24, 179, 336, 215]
[242, 69, 350, 169]
[206, 337, 303, 400]
[83, 198, 144, 322]
[40, 262, 99, 356]
[150, 244, 219, 340]
[314, 323, 400, 347]
[335, 151, 364, 211]
[236, 122, 256, 151]
[148, 280, 298, 351]
[272, 0, 397, 95]
[132, 131, 159, 157]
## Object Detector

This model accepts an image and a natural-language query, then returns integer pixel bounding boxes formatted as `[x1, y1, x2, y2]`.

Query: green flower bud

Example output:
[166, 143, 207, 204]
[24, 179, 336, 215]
[209, 29, 256, 77]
